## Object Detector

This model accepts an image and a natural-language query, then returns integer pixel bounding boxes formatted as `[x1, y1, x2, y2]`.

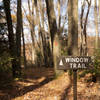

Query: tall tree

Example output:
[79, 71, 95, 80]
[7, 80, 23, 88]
[27, 0, 37, 64]
[99, 0, 100, 21]
[0, 3, 8, 63]
[67, 0, 78, 56]
[3, 0, 18, 77]
[16, 0, 22, 75]
[80, 0, 91, 55]
[57, 0, 61, 28]
[99, 0, 100, 48]
[67, 0, 78, 100]
[22, 13, 27, 68]
[45, 0, 57, 51]
[46, 0, 63, 74]
[37, 0, 52, 66]
[94, 0, 99, 49]
[38, 0, 45, 65]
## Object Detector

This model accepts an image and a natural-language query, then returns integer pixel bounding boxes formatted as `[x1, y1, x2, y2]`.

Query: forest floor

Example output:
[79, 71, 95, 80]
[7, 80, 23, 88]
[0, 67, 100, 100]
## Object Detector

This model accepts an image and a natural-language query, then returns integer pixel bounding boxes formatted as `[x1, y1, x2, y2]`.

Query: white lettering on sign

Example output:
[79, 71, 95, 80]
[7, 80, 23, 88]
[84, 58, 88, 62]
[76, 58, 79, 62]
[65, 58, 70, 62]
[59, 60, 63, 66]
[80, 58, 84, 62]
[69, 63, 87, 69]
[57, 56, 93, 70]
[65, 58, 89, 63]
[77, 63, 81, 68]
[73, 63, 77, 68]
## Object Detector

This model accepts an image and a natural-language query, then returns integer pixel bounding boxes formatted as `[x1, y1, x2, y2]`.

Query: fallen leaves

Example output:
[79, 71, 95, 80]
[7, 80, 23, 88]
[0, 67, 100, 100]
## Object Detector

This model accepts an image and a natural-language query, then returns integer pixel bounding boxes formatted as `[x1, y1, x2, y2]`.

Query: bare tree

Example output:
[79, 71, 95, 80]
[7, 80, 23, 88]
[80, 0, 91, 55]
[3, 0, 19, 77]
[99, 0, 100, 48]
[67, 0, 78, 56]
[58, 0, 61, 28]
[67, 0, 78, 99]
[46, 0, 63, 74]
[16, 0, 22, 76]
[94, 0, 99, 49]
[26, 0, 37, 64]
[21, 14, 27, 68]
[99, 0, 100, 21]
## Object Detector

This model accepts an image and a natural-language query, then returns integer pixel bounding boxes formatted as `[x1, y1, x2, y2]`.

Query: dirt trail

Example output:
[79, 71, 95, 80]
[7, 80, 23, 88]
[0, 67, 100, 100]
[12, 67, 71, 100]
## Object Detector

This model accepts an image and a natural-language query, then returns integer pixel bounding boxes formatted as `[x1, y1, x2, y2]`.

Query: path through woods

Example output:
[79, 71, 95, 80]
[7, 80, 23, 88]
[0, 67, 100, 100]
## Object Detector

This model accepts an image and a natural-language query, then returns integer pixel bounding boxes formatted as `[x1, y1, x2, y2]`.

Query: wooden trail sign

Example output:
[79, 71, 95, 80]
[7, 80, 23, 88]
[57, 56, 93, 70]
[57, 56, 94, 100]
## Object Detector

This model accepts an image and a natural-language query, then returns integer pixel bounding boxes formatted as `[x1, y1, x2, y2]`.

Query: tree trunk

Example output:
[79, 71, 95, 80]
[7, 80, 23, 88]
[45, 0, 57, 51]
[3, 0, 18, 77]
[94, 0, 99, 49]
[99, 0, 100, 48]
[58, 0, 61, 28]
[46, 0, 63, 75]
[16, 0, 22, 76]
[22, 15, 27, 68]
[68, 0, 78, 56]
[27, 0, 37, 64]
[80, 0, 91, 56]
[68, 1, 78, 100]
[99, 0, 100, 21]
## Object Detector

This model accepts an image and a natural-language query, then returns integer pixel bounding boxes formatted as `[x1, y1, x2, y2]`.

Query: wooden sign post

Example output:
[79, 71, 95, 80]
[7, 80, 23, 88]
[57, 56, 93, 100]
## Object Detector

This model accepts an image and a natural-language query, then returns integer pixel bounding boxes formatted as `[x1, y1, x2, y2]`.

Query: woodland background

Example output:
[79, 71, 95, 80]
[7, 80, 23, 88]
[0, 0, 100, 100]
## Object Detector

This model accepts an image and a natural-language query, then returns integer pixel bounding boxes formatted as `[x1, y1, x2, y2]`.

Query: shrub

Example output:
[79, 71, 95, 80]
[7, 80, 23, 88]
[79, 49, 100, 82]
[0, 52, 12, 73]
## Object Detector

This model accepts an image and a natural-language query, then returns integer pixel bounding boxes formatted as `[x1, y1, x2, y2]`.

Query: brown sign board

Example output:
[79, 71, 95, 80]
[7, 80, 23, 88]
[57, 56, 94, 70]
